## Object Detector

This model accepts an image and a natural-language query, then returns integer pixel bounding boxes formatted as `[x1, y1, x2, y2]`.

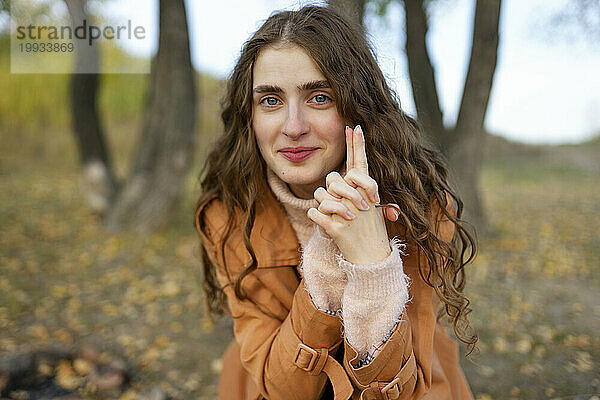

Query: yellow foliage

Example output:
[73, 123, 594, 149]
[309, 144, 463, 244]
[55, 360, 83, 390]
[570, 351, 593, 372]
[73, 358, 94, 376]
[54, 328, 73, 344]
[28, 324, 49, 340]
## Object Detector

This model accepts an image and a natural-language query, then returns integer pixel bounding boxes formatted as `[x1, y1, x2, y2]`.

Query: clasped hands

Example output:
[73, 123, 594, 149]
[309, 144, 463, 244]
[307, 125, 400, 265]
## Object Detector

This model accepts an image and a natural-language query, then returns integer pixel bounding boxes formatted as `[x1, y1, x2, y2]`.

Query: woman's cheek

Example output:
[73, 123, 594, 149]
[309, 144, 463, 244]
[319, 110, 345, 137]
[252, 116, 269, 145]
[254, 114, 279, 138]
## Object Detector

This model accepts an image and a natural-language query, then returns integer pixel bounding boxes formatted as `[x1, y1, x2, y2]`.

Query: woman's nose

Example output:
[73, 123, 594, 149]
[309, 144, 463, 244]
[282, 104, 309, 139]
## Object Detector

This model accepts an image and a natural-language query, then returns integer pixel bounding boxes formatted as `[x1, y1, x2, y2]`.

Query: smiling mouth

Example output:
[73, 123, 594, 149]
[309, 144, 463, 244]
[279, 147, 318, 152]
[279, 148, 318, 162]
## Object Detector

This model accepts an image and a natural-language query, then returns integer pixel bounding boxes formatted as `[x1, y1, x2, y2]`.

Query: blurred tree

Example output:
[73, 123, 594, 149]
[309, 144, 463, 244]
[329, 0, 367, 28]
[332, 0, 501, 231]
[64, 0, 117, 215]
[404, 0, 501, 232]
[63, 0, 196, 232]
[104, 0, 196, 233]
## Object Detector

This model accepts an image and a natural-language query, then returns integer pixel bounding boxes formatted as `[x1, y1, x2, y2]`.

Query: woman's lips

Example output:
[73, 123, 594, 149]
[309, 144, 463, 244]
[279, 149, 318, 162]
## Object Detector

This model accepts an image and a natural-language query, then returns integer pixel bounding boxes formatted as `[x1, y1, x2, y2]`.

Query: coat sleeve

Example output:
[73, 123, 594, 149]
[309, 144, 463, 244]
[340, 193, 458, 400]
[196, 197, 354, 400]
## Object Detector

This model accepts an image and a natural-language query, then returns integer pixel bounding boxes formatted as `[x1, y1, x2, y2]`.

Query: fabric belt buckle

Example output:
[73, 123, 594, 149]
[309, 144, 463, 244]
[381, 377, 401, 400]
[294, 343, 319, 372]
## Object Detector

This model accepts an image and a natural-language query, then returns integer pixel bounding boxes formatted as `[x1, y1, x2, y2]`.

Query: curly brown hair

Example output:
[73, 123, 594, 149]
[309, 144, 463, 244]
[194, 5, 478, 352]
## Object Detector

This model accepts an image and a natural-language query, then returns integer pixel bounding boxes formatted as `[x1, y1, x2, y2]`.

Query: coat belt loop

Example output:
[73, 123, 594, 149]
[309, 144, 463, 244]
[358, 352, 416, 400]
[293, 342, 353, 400]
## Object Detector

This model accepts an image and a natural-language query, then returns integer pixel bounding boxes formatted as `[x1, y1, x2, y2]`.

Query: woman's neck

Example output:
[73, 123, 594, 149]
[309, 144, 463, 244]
[266, 168, 317, 211]
[288, 181, 323, 200]
[279, 162, 346, 200]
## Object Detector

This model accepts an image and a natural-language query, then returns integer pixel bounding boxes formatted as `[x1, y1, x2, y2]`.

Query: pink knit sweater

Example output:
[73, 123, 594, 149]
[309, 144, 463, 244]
[266, 168, 411, 366]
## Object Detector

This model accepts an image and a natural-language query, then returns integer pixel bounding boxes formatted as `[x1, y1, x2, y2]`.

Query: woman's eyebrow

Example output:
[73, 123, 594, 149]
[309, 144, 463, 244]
[253, 80, 331, 94]
[253, 84, 283, 94]
[298, 79, 330, 91]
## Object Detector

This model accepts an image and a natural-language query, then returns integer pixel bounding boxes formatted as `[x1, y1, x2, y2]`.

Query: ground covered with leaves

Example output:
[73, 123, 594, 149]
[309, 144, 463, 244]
[1, 128, 598, 399]
[460, 147, 600, 399]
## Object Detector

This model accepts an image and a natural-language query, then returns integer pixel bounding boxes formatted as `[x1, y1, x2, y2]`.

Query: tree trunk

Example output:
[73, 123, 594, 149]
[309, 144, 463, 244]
[402, 0, 501, 232]
[329, 0, 367, 28]
[64, 0, 117, 214]
[104, 0, 196, 233]
[403, 0, 448, 151]
[449, 0, 501, 232]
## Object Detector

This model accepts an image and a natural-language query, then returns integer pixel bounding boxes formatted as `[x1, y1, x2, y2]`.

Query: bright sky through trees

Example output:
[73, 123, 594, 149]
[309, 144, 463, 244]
[11, 0, 599, 144]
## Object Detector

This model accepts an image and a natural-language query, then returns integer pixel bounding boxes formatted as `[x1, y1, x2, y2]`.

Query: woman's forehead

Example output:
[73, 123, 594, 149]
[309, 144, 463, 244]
[252, 45, 327, 89]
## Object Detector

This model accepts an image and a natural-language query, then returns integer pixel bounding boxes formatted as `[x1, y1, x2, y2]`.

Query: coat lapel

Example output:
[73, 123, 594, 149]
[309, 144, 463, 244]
[249, 186, 302, 269]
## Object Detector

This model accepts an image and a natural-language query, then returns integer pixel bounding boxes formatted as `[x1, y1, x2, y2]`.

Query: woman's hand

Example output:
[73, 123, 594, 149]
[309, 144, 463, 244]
[307, 125, 392, 265]
[311, 126, 400, 223]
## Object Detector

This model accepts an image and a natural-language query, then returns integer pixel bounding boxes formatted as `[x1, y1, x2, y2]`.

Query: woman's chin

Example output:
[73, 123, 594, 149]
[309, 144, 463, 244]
[277, 168, 322, 187]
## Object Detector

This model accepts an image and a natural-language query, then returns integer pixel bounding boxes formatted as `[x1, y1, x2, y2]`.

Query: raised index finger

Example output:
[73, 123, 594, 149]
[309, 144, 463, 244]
[353, 125, 368, 174]
[345, 126, 354, 172]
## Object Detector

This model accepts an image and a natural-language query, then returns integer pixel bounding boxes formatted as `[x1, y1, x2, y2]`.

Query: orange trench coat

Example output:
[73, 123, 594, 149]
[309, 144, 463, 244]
[195, 186, 474, 400]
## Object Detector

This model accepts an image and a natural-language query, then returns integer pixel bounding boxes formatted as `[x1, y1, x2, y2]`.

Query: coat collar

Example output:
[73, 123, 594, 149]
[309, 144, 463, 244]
[251, 185, 303, 268]
[196, 185, 302, 270]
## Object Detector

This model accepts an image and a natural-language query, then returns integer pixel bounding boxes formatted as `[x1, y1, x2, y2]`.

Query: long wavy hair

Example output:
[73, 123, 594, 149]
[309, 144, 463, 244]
[194, 5, 477, 352]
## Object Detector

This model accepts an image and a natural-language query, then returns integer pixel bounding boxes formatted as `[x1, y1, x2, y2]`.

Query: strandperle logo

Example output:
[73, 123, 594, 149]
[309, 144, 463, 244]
[15, 19, 146, 46]
[10, 7, 152, 74]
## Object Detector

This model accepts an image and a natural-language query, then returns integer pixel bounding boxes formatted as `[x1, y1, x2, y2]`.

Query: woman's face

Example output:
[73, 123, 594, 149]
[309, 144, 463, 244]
[252, 44, 347, 200]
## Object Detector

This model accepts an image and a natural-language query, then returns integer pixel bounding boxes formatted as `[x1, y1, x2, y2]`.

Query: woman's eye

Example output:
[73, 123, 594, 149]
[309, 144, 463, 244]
[261, 97, 280, 106]
[312, 94, 332, 104]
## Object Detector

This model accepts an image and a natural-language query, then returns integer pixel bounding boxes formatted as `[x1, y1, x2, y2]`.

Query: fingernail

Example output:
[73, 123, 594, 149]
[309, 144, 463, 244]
[361, 199, 369, 210]
[356, 125, 363, 136]
[345, 210, 355, 219]
[374, 192, 380, 203]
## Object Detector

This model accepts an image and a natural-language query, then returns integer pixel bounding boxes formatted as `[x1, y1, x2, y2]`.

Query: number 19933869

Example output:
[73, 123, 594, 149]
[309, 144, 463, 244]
[18, 42, 74, 53]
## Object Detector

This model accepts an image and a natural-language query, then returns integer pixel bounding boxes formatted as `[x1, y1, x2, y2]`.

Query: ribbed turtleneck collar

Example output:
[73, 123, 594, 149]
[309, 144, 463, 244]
[266, 168, 318, 212]
[266, 168, 317, 248]
[265, 166, 347, 247]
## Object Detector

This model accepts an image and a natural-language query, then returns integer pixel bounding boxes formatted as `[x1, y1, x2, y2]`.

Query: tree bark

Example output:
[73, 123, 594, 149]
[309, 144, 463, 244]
[104, 0, 197, 233]
[64, 0, 117, 214]
[449, 0, 501, 231]
[403, 0, 448, 151]
[329, 0, 367, 29]
[402, 0, 501, 231]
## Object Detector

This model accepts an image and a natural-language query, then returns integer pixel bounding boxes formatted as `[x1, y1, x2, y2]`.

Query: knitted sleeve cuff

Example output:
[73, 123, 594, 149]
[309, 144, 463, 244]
[337, 237, 411, 358]
[300, 225, 347, 313]
[337, 237, 409, 300]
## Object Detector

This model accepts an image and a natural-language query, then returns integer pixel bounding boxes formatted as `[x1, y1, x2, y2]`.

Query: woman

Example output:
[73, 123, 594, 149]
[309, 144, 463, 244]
[194, 6, 477, 400]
